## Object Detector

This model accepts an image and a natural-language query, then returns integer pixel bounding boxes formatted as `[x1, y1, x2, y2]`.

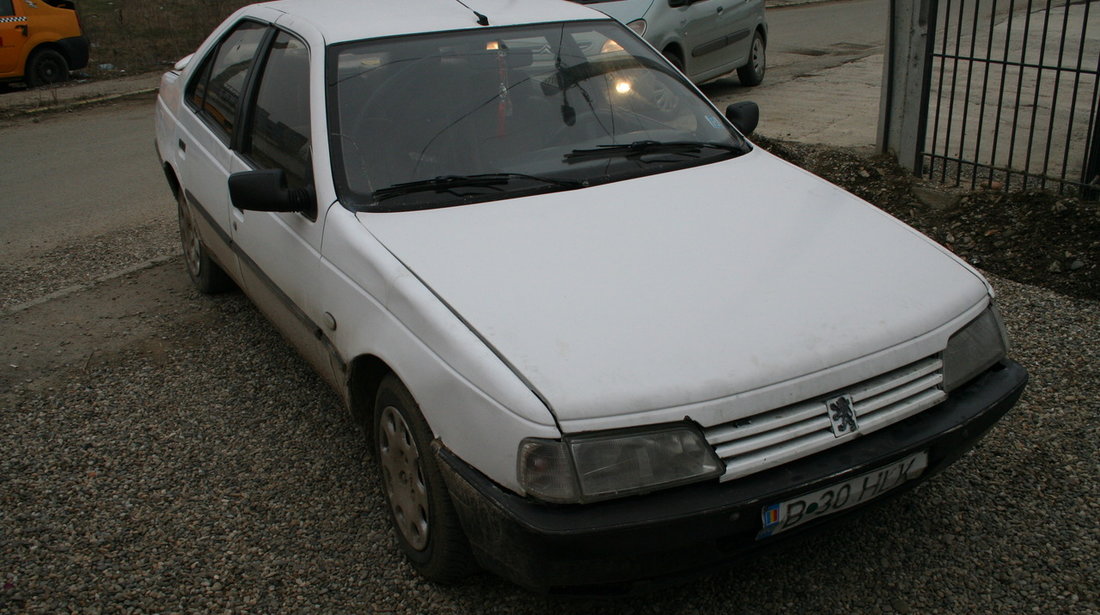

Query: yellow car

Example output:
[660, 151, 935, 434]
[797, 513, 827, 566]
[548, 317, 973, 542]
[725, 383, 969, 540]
[0, 0, 88, 86]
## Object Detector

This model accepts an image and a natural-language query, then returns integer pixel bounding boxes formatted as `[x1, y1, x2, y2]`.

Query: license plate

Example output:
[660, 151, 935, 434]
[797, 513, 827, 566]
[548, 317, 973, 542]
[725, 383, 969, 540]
[757, 451, 929, 539]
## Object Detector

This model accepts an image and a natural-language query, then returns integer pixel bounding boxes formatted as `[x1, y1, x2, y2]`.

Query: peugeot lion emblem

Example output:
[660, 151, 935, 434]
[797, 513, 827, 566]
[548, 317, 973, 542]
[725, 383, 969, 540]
[826, 395, 859, 437]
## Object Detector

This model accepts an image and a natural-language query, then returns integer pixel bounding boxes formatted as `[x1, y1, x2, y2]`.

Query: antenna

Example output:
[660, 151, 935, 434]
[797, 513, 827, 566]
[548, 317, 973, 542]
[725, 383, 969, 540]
[452, 0, 490, 26]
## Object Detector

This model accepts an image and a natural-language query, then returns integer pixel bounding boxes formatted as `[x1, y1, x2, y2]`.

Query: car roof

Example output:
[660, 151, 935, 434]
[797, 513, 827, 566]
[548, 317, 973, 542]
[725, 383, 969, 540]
[255, 0, 606, 44]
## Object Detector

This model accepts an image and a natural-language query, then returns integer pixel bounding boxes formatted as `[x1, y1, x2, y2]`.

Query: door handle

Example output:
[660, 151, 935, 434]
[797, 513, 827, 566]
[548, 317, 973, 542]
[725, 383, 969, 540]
[16, 25, 28, 36]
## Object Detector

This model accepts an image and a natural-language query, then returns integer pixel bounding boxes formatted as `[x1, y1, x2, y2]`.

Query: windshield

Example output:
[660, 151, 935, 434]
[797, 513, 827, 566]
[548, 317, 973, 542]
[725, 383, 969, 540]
[328, 21, 749, 211]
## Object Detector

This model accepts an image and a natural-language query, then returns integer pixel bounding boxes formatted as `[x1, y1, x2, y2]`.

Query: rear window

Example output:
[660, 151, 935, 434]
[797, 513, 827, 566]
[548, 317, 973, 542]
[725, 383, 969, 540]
[41, 0, 76, 8]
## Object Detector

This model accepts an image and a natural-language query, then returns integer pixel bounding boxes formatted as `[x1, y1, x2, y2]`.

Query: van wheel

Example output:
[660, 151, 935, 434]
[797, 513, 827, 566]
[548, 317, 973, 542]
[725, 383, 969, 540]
[373, 374, 474, 582]
[26, 49, 70, 87]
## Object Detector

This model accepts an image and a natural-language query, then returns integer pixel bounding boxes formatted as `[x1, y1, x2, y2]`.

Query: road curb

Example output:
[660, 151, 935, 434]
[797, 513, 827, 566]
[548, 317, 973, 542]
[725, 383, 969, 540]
[1, 254, 178, 318]
[3, 87, 158, 117]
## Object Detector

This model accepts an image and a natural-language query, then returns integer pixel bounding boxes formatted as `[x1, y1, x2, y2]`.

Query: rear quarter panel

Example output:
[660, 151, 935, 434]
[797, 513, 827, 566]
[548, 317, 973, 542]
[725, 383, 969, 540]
[155, 70, 183, 170]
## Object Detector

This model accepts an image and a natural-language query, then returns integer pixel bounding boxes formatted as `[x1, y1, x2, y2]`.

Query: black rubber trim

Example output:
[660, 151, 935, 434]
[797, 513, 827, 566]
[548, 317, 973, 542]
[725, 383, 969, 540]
[691, 29, 749, 58]
[184, 189, 234, 246]
[437, 360, 1027, 592]
[182, 190, 336, 358]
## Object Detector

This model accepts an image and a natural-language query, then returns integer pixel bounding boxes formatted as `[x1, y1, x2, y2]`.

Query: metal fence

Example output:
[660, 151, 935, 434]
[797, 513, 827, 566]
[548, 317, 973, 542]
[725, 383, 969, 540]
[920, 0, 1100, 193]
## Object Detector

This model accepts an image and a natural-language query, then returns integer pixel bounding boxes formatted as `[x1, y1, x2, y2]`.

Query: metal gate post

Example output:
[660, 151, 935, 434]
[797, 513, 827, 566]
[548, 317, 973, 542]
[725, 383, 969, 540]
[877, 0, 940, 174]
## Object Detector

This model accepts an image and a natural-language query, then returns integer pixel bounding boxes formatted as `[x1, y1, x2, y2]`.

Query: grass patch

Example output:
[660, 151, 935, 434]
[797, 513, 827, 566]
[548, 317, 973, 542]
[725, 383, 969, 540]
[76, 0, 251, 76]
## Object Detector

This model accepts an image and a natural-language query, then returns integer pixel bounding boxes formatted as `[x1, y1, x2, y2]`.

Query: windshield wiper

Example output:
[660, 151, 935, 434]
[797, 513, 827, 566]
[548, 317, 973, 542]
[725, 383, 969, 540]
[563, 140, 744, 164]
[371, 173, 584, 202]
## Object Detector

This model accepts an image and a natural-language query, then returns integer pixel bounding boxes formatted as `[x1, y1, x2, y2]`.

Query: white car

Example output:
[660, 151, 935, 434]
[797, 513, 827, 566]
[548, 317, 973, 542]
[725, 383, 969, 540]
[567, 0, 768, 85]
[154, 0, 1027, 592]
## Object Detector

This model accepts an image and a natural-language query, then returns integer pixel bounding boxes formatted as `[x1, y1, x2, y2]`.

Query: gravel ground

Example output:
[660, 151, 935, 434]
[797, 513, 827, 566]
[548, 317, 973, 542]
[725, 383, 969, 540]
[1, 265, 1097, 614]
[0, 217, 176, 315]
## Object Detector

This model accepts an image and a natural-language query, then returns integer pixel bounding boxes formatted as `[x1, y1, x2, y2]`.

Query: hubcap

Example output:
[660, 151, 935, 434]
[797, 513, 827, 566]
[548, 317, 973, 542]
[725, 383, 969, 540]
[177, 196, 202, 278]
[378, 405, 430, 551]
[753, 39, 765, 74]
[37, 58, 63, 83]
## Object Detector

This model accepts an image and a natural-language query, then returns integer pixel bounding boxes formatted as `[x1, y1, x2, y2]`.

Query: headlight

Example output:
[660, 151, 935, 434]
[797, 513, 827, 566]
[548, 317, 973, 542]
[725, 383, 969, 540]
[518, 423, 723, 504]
[942, 305, 1008, 391]
[627, 19, 647, 37]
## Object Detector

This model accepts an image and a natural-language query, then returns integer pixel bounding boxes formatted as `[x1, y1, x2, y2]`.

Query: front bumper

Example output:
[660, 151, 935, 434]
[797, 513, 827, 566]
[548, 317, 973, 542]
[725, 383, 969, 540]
[437, 359, 1027, 593]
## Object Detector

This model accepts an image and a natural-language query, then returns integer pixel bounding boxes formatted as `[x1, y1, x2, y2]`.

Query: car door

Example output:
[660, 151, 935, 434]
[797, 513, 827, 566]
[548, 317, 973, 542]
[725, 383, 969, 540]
[0, 0, 26, 75]
[719, 0, 760, 70]
[226, 24, 336, 387]
[680, 0, 731, 77]
[176, 17, 271, 280]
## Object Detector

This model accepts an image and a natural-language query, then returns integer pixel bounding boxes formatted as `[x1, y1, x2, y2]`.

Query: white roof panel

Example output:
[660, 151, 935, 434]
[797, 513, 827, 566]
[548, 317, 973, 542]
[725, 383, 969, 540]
[255, 0, 605, 44]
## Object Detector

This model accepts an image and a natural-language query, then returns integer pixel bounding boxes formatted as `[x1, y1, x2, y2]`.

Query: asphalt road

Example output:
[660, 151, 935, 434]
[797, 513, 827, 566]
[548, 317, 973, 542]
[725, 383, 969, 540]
[767, 0, 887, 76]
[0, 102, 167, 262]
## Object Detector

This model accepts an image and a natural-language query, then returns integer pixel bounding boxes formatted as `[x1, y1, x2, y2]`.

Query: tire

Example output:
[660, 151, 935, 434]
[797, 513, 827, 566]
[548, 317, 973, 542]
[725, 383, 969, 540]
[373, 374, 474, 583]
[176, 190, 233, 294]
[737, 31, 766, 87]
[25, 48, 70, 88]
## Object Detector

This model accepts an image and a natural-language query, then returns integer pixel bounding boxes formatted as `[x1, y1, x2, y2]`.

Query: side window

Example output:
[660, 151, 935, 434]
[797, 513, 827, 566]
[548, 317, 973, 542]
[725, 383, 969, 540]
[0, 0, 15, 15]
[246, 31, 312, 189]
[187, 54, 214, 113]
[185, 21, 267, 143]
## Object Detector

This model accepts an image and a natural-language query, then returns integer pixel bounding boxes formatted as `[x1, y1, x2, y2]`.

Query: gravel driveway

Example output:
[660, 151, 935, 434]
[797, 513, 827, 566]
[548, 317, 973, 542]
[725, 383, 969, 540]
[2, 254, 1097, 614]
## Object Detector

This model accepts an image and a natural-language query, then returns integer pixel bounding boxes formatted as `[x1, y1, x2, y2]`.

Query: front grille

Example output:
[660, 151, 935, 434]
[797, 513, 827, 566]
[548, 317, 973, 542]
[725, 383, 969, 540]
[705, 356, 946, 482]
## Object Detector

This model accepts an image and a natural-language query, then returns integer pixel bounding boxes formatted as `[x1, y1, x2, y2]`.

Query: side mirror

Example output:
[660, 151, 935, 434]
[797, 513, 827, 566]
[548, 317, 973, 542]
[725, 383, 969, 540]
[228, 169, 315, 218]
[725, 101, 759, 136]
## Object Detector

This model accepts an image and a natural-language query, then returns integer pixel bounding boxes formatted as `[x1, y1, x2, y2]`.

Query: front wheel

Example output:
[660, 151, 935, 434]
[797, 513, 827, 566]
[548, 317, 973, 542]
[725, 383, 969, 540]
[737, 31, 766, 87]
[25, 48, 70, 87]
[373, 374, 474, 582]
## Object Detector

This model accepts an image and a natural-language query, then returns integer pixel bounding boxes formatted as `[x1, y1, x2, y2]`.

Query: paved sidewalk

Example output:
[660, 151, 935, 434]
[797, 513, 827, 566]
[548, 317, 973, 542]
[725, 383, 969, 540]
[0, 71, 162, 114]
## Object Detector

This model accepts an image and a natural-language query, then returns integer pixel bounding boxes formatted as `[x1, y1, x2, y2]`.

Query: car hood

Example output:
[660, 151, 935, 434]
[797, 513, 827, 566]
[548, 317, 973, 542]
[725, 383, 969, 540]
[359, 149, 987, 422]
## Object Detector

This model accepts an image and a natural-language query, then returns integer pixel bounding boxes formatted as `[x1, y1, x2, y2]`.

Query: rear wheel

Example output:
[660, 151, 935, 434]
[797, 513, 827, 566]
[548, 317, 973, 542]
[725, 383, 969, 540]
[26, 49, 69, 87]
[176, 190, 233, 293]
[373, 374, 474, 582]
[737, 31, 766, 87]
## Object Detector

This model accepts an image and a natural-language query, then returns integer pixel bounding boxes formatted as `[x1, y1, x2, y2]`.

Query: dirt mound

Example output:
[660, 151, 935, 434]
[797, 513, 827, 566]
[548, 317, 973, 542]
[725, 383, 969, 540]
[756, 136, 1099, 300]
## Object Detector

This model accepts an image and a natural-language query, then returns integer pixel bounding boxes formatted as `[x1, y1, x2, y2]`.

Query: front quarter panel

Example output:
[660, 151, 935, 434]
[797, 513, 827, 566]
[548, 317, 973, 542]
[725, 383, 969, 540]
[320, 206, 559, 494]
